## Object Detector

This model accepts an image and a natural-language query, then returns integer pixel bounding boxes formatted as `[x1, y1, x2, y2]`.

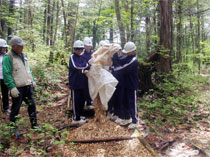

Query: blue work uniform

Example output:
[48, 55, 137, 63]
[81, 49, 94, 107]
[113, 54, 139, 124]
[108, 53, 126, 117]
[69, 53, 89, 120]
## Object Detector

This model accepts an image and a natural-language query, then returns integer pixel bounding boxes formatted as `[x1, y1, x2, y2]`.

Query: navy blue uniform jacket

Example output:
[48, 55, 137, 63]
[82, 49, 94, 62]
[69, 53, 89, 89]
[112, 54, 139, 90]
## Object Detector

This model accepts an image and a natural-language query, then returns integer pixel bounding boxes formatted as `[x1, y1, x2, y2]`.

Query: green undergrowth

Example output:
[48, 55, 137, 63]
[0, 119, 70, 156]
[27, 47, 69, 105]
[139, 67, 210, 131]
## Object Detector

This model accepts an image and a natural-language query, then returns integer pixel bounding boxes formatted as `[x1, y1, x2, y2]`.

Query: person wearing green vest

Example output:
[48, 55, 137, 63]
[3, 36, 40, 137]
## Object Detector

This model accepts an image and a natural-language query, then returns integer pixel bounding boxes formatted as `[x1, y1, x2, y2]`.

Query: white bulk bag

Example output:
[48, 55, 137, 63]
[86, 44, 119, 110]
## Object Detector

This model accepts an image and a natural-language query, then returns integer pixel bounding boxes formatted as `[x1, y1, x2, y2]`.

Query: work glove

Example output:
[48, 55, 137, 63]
[11, 87, 20, 98]
[32, 82, 36, 88]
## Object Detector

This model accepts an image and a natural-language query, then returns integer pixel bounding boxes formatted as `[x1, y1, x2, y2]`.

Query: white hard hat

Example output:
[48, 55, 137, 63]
[73, 40, 84, 48]
[99, 40, 106, 47]
[0, 39, 8, 48]
[105, 40, 110, 44]
[83, 37, 92, 46]
[114, 43, 122, 50]
[123, 41, 136, 53]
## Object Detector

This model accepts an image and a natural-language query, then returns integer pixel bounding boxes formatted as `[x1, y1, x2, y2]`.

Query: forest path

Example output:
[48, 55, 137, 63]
[1, 75, 209, 156]
[159, 83, 210, 157]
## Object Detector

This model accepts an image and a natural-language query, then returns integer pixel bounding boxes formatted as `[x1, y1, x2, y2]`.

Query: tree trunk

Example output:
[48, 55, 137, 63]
[158, 0, 173, 73]
[92, 20, 97, 49]
[50, 0, 55, 46]
[0, 0, 7, 38]
[124, 2, 130, 41]
[46, 0, 51, 45]
[71, 0, 80, 49]
[8, 0, 15, 39]
[145, 16, 151, 56]
[53, 0, 60, 45]
[110, 24, 113, 43]
[43, 7, 47, 41]
[114, 0, 126, 46]
[154, 2, 159, 52]
[196, 0, 201, 74]
[19, 0, 23, 23]
[66, 1, 79, 50]
[189, 15, 195, 55]
[92, 0, 102, 49]
[201, 16, 205, 42]
[0, 0, 3, 37]
[28, 0, 35, 51]
[176, 0, 183, 62]
[61, 0, 68, 48]
[130, 0, 134, 41]
[138, 62, 154, 96]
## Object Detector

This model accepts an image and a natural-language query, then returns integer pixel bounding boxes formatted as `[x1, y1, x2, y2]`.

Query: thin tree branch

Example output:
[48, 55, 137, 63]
[187, 7, 210, 16]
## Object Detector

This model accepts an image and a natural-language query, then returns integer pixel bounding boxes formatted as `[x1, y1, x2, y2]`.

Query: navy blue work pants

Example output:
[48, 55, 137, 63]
[124, 89, 138, 123]
[0, 79, 9, 111]
[108, 85, 124, 118]
[71, 89, 86, 120]
[84, 84, 92, 106]
[10, 85, 37, 128]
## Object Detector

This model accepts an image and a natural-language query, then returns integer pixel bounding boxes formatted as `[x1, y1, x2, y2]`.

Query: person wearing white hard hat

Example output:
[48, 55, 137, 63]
[115, 43, 122, 57]
[69, 40, 90, 125]
[107, 43, 124, 121]
[0, 39, 10, 114]
[3, 36, 40, 137]
[82, 37, 94, 110]
[98, 40, 107, 48]
[105, 40, 110, 44]
[111, 41, 139, 129]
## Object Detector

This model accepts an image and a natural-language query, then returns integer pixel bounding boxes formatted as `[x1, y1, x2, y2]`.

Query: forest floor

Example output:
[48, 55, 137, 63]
[155, 83, 210, 157]
[0, 74, 209, 156]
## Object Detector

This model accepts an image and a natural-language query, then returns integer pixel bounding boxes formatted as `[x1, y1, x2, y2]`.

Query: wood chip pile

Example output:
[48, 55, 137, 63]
[67, 97, 154, 156]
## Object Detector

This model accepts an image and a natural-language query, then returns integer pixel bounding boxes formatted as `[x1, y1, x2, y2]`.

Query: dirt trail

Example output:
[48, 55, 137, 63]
[159, 84, 210, 157]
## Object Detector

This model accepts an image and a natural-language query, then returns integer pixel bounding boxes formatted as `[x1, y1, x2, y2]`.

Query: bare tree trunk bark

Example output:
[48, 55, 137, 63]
[189, 15, 195, 55]
[0, 1, 7, 38]
[72, 0, 80, 49]
[0, 0, 3, 37]
[145, 16, 150, 56]
[92, 0, 102, 49]
[0, 20, 2, 37]
[46, 0, 51, 45]
[8, 0, 15, 39]
[61, 0, 68, 48]
[92, 20, 97, 49]
[196, 0, 201, 74]
[158, 0, 173, 73]
[43, 7, 47, 42]
[110, 24, 113, 43]
[201, 16, 205, 42]
[50, 0, 55, 46]
[130, 0, 134, 41]
[53, 0, 60, 45]
[114, 0, 126, 46]
[124, 2, 130, 41]
[176, 0, 183, 62]
[28, 0, 35, 51]
[19, 0, 23, 23]
[154, 2, 159, 52]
